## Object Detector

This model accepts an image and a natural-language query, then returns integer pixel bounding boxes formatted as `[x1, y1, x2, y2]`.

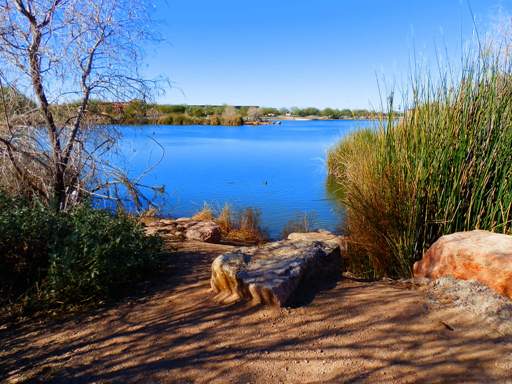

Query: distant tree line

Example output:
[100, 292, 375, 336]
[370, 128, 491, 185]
[76, 101, 389, 125]
[287, 107, 384, 119]
[8, 96, 390, 127]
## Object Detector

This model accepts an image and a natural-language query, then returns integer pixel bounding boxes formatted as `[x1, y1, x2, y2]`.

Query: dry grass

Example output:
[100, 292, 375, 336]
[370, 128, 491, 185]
[192, 203, 267, 244]
[226, 207, 267, 244]
[192, 203, 214, 221]
[216, 204, 234, 234]
[327, 54, 512, 278]
[281, 212, 318, 239]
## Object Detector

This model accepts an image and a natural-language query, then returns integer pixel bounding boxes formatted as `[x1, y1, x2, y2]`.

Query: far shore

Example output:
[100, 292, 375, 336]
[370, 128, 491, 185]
[113, 115, 382, 126]
[273, 115, 380, 121]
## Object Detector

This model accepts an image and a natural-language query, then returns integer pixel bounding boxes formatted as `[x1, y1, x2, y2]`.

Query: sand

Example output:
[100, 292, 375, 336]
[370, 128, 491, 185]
[2, 241, 511, 383]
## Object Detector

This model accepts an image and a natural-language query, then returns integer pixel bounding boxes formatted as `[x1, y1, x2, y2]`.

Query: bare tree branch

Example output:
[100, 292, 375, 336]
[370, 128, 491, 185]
[0, 0, 164, 210]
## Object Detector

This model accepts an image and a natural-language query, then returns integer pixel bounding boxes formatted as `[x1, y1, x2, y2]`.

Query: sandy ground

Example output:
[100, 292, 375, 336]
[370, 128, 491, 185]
[2, 241, 512, 384]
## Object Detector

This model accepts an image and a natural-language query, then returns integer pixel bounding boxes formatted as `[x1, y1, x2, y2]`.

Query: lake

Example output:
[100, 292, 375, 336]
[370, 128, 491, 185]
[116, 120, 374, 238]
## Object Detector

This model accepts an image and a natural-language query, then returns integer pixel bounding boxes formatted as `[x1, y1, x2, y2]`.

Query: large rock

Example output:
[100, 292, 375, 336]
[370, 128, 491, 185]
[413, 230, 512, 298]
[144, 218, 221, 243]
[211, 233, 343, 306]
[287, 231, 347, 251]
[185, 221, 221, 243]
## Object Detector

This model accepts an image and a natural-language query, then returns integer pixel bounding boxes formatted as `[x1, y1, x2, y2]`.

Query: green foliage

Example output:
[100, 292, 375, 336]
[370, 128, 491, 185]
[298, 107, 320, 116]
[52, 100, 387, 125]
[287, 106, 383, 119]
[327, 56, 512, 278]
[0, 194, 163, 309]
[0, 195, 62, 297]
[47, 206, 162, 302]
[0, 87, 36, 114]
[156, 104, 186, 114]
[186, 106, 208, 117]
[157, 113, 199, 125]
[124, 99, 148, 118]
[259, 107, 280, 116]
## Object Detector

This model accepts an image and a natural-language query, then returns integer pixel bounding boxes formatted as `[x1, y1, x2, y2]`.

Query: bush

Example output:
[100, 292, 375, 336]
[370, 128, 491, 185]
[327, 56, 512, 278]
[157, 113, 197, 125]
[0, 195, 62, 298]
[47, 206, 162, 302]
[0, 194, 163, 309]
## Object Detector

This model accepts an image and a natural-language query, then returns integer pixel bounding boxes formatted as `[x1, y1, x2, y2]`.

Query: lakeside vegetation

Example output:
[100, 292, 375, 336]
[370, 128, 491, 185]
[0, 0, 168, 316]
[327, 53, 512, 278]
[1, 0, 511, 321]
[78, 100, 386, 125]
[0, 194, 163, 315]
[192, 203, 268, 244]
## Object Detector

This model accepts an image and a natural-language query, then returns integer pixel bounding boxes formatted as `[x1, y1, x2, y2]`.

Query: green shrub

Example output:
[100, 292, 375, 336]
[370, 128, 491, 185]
[157, 113, 202, 125]
[0, 195, 62, 297]
[47, 206, 162, 302]
[0, 194, 163, 309]
[327, 56, 512, 278]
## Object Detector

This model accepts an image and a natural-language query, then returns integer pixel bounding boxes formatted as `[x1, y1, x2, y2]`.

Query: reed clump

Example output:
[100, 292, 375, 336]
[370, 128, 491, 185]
[192, 203, 214, 221]
[281, 212, 318, 239]
[216, 204, 267, 244]
[193, 203, 267, 244]
[327, 55, 512, 278]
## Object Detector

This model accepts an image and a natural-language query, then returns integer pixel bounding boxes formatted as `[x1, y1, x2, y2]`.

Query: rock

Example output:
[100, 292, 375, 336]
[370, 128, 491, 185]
[144, 219, 175, 227]
[413, 230, 512, 298]
[287, 231, 347, 251]
[143, 220, 161, 228]
[157, 219, 176, 226]
[182, 221, 198, 229]
[185, 221, 221, 243]
[423, 276, 512, 335]
[287, 231, 336, 242]
[144, 218, 216, 242]
[144, 227, 159, 236]
[210, 234, 343, 306]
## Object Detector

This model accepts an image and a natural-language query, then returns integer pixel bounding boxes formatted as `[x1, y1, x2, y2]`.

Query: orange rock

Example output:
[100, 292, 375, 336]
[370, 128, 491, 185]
[413, 230, 512, 298]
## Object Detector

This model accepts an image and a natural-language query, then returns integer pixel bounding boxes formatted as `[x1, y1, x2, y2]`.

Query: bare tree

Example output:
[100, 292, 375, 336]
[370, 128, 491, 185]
[0, 0, 162, 210]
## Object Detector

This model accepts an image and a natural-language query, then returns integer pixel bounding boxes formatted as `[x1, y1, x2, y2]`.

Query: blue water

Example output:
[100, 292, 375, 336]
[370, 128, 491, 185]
[115, 120, 374, 238]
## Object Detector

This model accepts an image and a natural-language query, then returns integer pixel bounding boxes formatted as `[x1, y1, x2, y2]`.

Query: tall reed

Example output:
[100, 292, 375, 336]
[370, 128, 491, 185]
[328, 54, 512, 278]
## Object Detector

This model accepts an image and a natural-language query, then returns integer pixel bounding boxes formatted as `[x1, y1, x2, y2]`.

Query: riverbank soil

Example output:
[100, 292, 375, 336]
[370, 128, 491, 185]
[2, 241, 511, 383]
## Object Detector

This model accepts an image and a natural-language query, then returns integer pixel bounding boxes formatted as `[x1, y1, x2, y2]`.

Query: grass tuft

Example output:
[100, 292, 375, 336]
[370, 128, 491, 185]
[192, 202, 214, 221]
[192, 203, 267, 244]
[281, 212, 318, 239]
[327, 53, 512, 278]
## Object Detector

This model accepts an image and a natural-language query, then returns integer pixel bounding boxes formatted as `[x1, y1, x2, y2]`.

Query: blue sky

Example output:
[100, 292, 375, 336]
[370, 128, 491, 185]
[145, 0, 511, 109]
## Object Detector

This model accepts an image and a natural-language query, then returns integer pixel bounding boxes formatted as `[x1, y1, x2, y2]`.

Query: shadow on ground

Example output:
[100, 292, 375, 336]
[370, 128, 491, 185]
[1, 241, 511, 383]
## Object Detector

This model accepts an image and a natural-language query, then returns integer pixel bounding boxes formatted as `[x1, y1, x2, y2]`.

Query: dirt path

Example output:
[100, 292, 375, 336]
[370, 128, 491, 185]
[2, 242, 512, 383]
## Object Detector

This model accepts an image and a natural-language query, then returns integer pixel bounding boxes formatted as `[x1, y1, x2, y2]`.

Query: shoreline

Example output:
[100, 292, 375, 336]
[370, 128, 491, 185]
[112, 116, 380, 126]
